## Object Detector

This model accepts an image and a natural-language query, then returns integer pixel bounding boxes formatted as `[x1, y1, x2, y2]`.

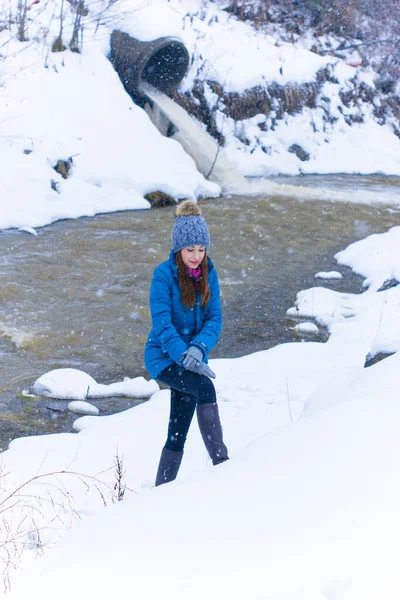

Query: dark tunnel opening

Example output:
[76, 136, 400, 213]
[141, 43, 189, 93]
[110, 31, 190, 102]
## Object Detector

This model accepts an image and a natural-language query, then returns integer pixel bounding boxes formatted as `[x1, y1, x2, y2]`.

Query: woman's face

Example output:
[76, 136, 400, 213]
[180, 246, 206, 269]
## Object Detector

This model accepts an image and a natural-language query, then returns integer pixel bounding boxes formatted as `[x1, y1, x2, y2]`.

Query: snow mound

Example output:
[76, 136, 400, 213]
[294, 322, 319, 334]
[68, 401, 99, 416]
[336, 225, 400, 291]
[315, 271, 343, 279]
[33, 368, 159, 400]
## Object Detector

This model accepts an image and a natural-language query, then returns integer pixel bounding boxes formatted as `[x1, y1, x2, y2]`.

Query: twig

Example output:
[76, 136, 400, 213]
[205, 144, 221, 180]
[320, 38, 400, 54]
[205, 113, 226, 180]
[0, 373, 40, 394]
[286, 378, 293, 423]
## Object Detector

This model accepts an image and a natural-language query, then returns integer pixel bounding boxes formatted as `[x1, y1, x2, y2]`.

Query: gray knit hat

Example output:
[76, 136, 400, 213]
[172, 200, 210, 253]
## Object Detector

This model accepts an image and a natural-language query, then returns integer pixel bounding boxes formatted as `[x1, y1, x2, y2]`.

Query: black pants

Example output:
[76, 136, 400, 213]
[157, 363, 217, 453]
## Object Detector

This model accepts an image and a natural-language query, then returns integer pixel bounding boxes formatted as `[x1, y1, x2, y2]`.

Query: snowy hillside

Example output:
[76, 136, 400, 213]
[0, 0, 220, 230]
[173, 1, 400, 177]
[0, 0, 399, 230]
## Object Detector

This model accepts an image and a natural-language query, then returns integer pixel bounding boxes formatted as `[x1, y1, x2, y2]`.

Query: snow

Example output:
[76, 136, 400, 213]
[111, 0, 184, 41]
[315, 271, 343, 279]
[2, 226, 400, 600]
[0, 12, 219, 230]
[181, 12, 333, 93]
[2, 1, 400, 598]
[17, 227, 38, 236]
[68, 401, 99, 415]
[223, 106, 400, 179]
[293, 322, 319, 334]
[33, 368, 159, 400]
[176, 3, 400, 179]
[336, 226, 400, 291]
[1, 0, 400, 232]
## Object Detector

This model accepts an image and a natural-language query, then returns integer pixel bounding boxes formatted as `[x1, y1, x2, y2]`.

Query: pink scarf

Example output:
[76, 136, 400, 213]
[186, 265, 202, 290]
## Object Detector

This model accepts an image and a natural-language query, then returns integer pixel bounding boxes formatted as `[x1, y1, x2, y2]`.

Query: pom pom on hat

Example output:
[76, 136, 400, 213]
[176, 200, 202, 217]
[172, 200, 210, 253]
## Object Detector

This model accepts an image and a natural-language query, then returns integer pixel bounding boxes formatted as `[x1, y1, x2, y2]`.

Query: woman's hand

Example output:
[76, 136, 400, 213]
[182, 346, 216, 379]
[182, 346, 203, 370]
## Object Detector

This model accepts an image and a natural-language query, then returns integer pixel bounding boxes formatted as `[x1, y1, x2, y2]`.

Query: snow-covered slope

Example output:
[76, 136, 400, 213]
[3, 226, 400, 599]
[6, 356, 400, 600]
[0, 1, 220, 230]
[1, 0, 400, 231]
[174, 2, 400, 177]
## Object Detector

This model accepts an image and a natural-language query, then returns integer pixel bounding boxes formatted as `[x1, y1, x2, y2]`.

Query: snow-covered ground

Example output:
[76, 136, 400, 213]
[0, 36, 219, 230]
[178, 3, 400, 178]
[1, 0, 400, 231]
[2, 1, 400, 597]
[2, 226, 400, 600]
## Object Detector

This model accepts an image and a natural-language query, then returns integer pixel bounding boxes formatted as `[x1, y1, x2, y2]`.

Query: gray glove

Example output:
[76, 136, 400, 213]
[196, 361, 216, 379]
[182, 346, 216, 379]
[182, 346, 203, 371]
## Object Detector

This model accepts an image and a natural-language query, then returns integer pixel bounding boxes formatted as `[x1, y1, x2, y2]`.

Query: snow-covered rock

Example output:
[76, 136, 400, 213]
[33, 368, 159, 400]
[315, 271, 343, 280]
[68, 401, 99, 416]
[294, 322, 319, 334]
[18, 226, 38, 236]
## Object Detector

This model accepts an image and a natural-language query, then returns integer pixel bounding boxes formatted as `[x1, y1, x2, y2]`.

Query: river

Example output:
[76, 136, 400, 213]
[0, 175, 399, 449]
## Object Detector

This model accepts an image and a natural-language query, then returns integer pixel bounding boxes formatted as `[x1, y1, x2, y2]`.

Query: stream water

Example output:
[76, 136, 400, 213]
[0, 176, 399, 449]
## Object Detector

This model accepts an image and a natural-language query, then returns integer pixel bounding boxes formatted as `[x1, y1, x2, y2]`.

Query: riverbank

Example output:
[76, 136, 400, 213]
[2, 218, 400, 600]
[1, 1, 400, 596]
[1, 0, 400, 231]
[1, 183, 398, 448]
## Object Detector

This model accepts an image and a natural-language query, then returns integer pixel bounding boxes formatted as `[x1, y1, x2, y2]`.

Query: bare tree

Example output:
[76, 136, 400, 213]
[52, 0, 66, 52]
[69, 1, 88, 53]
[16, 0, 28, 41]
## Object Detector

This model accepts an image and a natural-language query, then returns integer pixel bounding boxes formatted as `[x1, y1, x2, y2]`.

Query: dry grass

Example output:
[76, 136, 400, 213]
[0, 450, 133, 592]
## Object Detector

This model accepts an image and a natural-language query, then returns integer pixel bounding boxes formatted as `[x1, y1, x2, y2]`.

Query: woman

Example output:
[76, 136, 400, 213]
[145, 200, 229, 486]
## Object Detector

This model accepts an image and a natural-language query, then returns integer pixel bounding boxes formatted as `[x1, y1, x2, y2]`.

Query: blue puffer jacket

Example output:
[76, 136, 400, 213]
[144, 250, 222, 379]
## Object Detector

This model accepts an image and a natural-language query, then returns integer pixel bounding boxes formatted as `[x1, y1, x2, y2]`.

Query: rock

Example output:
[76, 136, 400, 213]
[33, 368, 160, 400]
[364, 352, 394, 368]
[54, 158, 73, 179]
[293, 322, 319, 334]
[145, 191, 176, 207]
[377, 278, 399, 292]
[221, 85, 272, 121]
[46, 402, 66, 413]
[51, 179, 60, 193]
[288, 144, 310, 162]
[33, 368, 97, 400]
[51, 36, 66, 53]
[172, 85, 225, 145]
[376, 76, 396, 95]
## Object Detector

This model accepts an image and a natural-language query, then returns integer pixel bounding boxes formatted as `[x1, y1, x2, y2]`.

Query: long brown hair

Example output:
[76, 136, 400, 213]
[176, 250, 211, 309]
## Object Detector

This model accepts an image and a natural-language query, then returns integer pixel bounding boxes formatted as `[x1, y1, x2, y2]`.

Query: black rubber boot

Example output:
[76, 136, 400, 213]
[155, 447, 183, 487]
[196, 402, 229, 466]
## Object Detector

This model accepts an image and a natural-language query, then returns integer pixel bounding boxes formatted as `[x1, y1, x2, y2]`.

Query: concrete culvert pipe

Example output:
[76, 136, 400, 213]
[110, 31, 190, 102]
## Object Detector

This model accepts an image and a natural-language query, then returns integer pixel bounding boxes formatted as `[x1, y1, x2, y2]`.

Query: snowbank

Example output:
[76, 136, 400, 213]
[33, 368, 159, 400]
[176, 2, 400, 177]
[2, 225, 400, 600]
[0, 4, 219, 230]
